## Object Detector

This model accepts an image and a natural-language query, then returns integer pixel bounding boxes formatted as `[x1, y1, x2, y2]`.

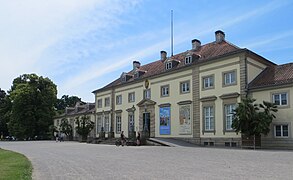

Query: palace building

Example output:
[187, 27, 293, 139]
[76, 30, 292, 149]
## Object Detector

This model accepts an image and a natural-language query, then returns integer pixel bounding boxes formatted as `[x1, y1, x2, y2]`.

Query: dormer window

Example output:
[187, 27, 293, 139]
[185, 56, 192, 64]
[166, 62, 172, 70]
[122, 76, 127, 82]
[134, 72, 139, 79]
[121, 72, 132, 82]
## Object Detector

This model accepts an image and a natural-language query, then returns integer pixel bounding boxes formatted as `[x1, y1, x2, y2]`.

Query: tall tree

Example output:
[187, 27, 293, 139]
[8, 74, 57, 139]
[75, 115, 94, 142]
[0, 89, 11, 137]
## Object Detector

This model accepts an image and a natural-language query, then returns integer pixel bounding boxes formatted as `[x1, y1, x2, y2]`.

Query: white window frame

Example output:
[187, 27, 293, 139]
[224, 71, 236, 85]
[116, 115, 122, 133]
[104, 114, 109, 132]
[274, 124, 289, 138]
[116, 95, 122, 105]
[144, 89, 151, 99]
[128, 92, 135, 103]
[180, 81, 190, 93]
[97, 115, 102, 133]
[185, 56, 192, 64]
[225, 104, 235, 131]
[203, 76, 214, 89]
[161, 85, 169, 97]
[165, 62, 172, 70]
[273, 93, 288, 106]
[204, 106, 214, 131]
[97, 99, 102, 108]
[105, 97, 110, 107]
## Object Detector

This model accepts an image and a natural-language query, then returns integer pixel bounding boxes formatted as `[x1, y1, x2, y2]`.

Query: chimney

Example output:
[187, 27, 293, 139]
[215, 30, 225, 42]
[191, 39, 201, 50]
[133, 61, 141, 70]
[160, 51, 167, 61]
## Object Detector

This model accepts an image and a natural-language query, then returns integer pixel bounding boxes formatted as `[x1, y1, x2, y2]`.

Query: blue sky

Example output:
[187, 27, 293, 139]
[1, 0, 293, 102]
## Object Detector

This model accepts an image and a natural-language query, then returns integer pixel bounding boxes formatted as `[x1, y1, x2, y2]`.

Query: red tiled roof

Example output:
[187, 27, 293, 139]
[94, 40, 242, 92]
[249, 63, 293, 89]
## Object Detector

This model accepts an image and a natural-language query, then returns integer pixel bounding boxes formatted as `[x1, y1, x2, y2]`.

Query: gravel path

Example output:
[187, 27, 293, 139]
[0, 141, 293, 180]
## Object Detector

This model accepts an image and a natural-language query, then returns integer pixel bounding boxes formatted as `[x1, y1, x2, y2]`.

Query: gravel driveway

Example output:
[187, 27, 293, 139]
[0, 141, 293, 180]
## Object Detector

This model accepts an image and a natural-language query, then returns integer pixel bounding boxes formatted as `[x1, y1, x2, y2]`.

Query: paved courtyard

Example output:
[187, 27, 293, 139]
[0, 141, 293, 180]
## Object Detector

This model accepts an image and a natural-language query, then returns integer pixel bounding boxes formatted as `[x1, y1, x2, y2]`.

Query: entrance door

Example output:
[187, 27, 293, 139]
[143, 113, 150, 137]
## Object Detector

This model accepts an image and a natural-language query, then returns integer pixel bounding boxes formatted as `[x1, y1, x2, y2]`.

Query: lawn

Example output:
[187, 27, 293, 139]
[0, 148, 32, 180]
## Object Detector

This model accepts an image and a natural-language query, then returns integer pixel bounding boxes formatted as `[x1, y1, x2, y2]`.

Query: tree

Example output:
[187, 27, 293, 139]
[232, 98, 278, 148]
[8, 74, 57, 139]
[59, 118, 73, 140]
[0, 89, 11, 137]
[75, 115, 94, 142]
[55, 95, 84, 114]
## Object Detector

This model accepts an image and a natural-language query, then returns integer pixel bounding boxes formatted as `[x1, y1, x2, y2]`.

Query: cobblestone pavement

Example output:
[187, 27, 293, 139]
[1, 141, 293, 180]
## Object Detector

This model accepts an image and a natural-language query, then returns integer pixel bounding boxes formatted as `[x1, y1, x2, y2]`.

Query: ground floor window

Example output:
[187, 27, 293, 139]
[116, 114, 121, 133]
[159, 106, 171, 135]
[204, 106, 214, 131]
[275, 124, 289, 137]
[104, 114, 110, 132]
[97, 115, 102, 133]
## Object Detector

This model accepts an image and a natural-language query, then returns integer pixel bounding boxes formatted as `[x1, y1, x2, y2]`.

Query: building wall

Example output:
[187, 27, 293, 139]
[251, 86, 293, 149]
[247, 57, 267, 83]
[199, 56, 241, 140]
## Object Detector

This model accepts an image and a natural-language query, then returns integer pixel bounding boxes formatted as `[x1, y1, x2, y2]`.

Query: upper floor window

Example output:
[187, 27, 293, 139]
[275, 124, 289, 137]
[185, 56, 192, 64]
[165, 62, 172, 70]
[273, 93, 288, 106]
[223, 71, 236, 85]
[203, 76, 214, 89]
[144, 89, 151, 99]
[161, 85, 169, 97]
[128, 92, 135, 103]
[204, 106, 214, 131]
[116, 95, 122, 105]
[105, 97, 110, 107]
[225, 104, 236, 131]
[97, 99, 102, 108]
[180, 81, 190, 93]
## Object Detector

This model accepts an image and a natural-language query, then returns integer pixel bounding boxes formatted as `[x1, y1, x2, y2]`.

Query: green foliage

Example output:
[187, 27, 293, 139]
[0, 89, 11, 136]
[59, 118, 73, 140]
[0, 149, 32, 180]
[232, 98, 278, 136]
[7, 74, 57, 139]
[75, 115, 94, 141]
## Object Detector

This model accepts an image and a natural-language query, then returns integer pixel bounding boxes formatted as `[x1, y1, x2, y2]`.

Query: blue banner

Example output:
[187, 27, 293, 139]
[159, 107, 171, 135]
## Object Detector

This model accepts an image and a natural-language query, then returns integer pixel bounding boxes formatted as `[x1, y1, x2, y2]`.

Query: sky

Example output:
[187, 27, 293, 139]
[1, 0, 293, 102]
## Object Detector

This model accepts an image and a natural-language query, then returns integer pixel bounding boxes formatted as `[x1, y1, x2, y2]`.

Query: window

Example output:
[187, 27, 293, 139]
[105, 97, 110, 107]
[165, 62, 172, 70]
[203, 76, 214, 89]
[116, 114, 121, 133]
[97, 115, 102, 133]
[185, 56, 192, 64]
[144, 89, 151, 99]
[97, 99, 102, 108]
[128, 92, 135, 103]
[104, 114, 109, 132]
[275, 125, 289, 137]
[204, 106, 214, 131]
[224, 71, 236, 85]
[225, 104, 236, 130]
[161, 85, 169, 97]
[128, 113, 135, 133]
[116, 95, 122, 105]
[273, 93, 288, 106]
[180, 81, 190, 93]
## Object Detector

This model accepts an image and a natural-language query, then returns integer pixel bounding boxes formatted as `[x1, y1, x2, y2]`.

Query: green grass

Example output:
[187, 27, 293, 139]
[0, 148, 32, 180]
